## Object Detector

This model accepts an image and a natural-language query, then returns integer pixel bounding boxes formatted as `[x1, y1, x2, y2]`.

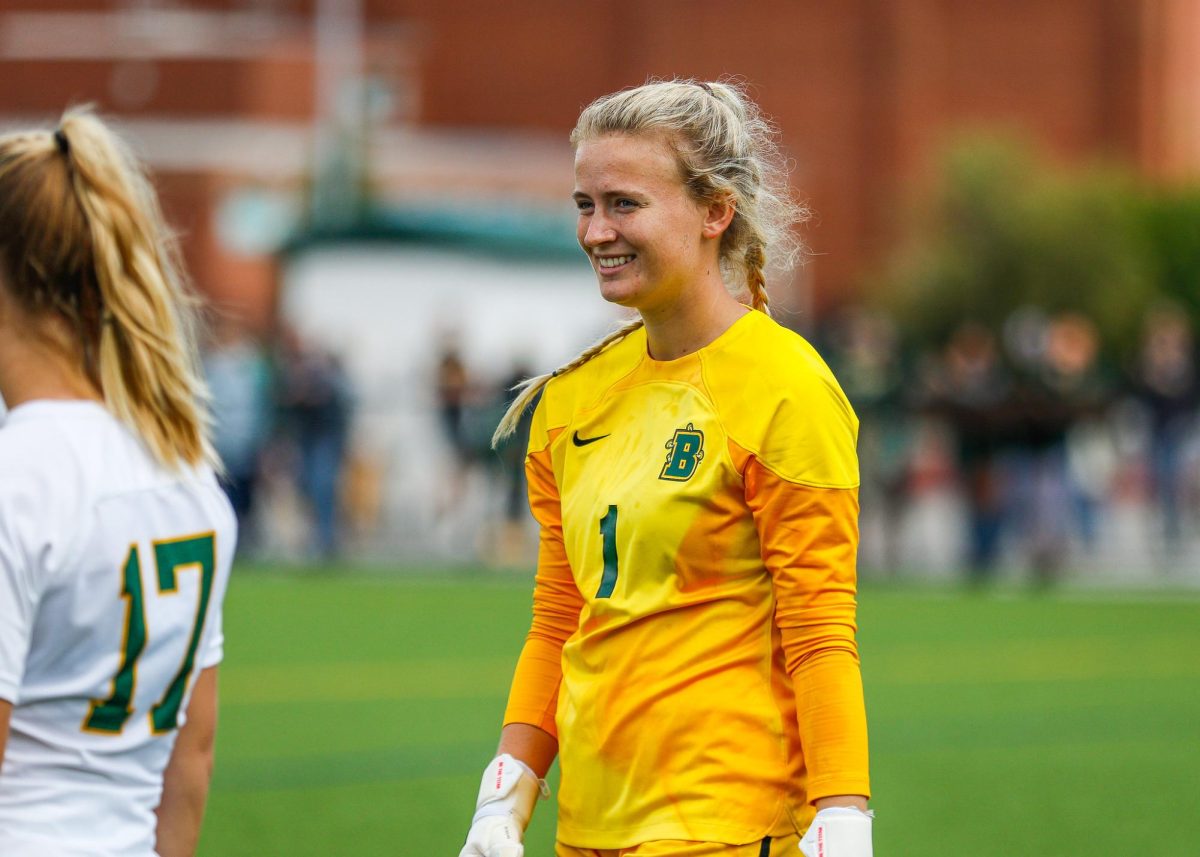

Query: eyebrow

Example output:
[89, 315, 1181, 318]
[572, 188, 642, 200]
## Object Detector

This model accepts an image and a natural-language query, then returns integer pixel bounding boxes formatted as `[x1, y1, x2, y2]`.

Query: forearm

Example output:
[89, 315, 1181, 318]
[156, 667, 218, 857]
[502, 632, 567, 737]
[154, 749, 214, 857]
[496, 722, 558, 779]
[816, 794, 869, 811]
[791, 647, 871, 802]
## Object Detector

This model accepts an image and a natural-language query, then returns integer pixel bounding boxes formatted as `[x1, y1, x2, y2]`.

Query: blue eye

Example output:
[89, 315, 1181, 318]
[575, 199, 594, 212]
[615, 199, 638, 210]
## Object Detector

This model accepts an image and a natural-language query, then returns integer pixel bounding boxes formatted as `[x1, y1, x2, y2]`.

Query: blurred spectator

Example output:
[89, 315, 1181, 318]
[1131, 304, 1200, 548]
[436, 344, 473, 467]
[491, 361, 536, 565]
[826, 308, 911, 574]
[1012, 313, 1114, 582]
[277, 328, 355, 560]
[924, 322, 1015, 582]
[203, 319, 273, 551]
[429, 347, 538, 564]
[431, 342, 482, 539]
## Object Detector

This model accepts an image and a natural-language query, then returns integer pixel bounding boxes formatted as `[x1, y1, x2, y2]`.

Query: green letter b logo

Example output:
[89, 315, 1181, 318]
[660, 423, 705, 482]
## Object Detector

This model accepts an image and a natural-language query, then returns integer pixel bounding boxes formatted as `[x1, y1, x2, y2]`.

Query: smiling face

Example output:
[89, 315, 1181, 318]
[573, 132, 729, 315]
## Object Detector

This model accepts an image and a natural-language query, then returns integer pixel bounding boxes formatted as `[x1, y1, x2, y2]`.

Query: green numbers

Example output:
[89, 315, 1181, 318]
[596, 505, 619, 598]
[83, 546, 148, 733]
[84, 533, 217, 735]
[150, 535, 217, 733]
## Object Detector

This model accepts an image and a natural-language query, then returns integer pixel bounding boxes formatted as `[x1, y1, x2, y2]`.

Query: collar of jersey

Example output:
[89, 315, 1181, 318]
[639, 307, 760, 371]
[4, 398, 109, 425]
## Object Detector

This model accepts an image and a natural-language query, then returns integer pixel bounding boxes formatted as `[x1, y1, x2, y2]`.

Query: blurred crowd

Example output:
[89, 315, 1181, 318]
[202, 320, 534, 566]
[822, 302, 1199, 583]
[202, 319, 354, 562]
[431, 344, 534, 565]
[419, 301, 1199, 582]
[205, 303, 1198, 583]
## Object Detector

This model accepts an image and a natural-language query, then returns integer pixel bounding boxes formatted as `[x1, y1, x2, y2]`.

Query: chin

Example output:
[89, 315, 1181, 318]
[596, 279, 643, 308]
[595, 282, 633, 304]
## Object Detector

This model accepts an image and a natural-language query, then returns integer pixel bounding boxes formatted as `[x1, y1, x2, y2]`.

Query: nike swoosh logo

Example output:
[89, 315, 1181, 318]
[572, 431, 611, 447]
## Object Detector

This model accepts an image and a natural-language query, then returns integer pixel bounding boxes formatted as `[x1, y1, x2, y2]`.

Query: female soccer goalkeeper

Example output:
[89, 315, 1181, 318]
[459, 79, 873, 857]
[0, 109, 236, 857]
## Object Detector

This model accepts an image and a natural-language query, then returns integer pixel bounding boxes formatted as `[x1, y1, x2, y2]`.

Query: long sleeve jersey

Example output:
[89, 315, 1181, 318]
[504, 310, 870, 849]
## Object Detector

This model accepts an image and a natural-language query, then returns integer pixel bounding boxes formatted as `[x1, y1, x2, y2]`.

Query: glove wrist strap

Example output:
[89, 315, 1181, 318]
[471, 754, 549, 829]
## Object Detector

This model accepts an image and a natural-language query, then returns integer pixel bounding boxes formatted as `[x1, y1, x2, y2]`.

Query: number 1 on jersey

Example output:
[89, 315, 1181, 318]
[597, 505, 619, 598]
[82, 546, 148, 733]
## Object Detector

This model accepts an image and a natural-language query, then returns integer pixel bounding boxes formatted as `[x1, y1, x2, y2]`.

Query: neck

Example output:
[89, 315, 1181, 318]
[0, 323, 102, 410]
[641, 283, 749, 362]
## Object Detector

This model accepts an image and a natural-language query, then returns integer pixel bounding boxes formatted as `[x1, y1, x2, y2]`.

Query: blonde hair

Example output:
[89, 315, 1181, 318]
[492, 78, 807, 447]
[0, 107, 215, 469]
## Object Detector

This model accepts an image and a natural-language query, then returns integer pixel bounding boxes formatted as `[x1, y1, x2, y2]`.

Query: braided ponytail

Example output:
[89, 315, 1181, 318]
[743, 240, 771, 314]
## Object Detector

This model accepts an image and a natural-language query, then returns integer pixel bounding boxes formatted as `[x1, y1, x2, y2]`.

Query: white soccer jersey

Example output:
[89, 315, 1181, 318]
[0, 401, 236, 857]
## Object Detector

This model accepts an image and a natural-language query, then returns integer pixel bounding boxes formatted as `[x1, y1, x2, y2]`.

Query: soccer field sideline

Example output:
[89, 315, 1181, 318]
[198, 569, 1200, 856]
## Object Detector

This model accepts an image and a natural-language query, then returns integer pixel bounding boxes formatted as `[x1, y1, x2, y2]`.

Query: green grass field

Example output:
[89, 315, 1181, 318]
[198, 568, 1200, 856]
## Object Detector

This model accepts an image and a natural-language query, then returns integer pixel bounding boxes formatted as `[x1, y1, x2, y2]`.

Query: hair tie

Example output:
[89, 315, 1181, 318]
[696, 81, 714, 95]
[53, 129, 70, 157]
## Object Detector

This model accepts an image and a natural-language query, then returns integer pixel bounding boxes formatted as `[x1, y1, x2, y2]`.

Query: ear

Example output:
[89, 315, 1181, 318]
[701, 195, 736, 240]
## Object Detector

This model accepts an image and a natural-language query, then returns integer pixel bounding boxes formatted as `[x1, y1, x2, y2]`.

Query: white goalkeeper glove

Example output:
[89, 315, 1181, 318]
[798, 806, 874, 857]
[458, 754, 549, 857]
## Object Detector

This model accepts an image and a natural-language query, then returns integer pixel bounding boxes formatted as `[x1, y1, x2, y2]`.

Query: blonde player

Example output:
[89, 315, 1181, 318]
[460, 80, 873, 857]
[0, 110, 235, 857]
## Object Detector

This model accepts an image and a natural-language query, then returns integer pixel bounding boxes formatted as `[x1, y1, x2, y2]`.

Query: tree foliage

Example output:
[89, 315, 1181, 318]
[878, 135, 1199, 361]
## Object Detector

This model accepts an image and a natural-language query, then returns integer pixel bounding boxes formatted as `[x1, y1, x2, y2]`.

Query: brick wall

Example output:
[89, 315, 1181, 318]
[1, 0, 1194, 322]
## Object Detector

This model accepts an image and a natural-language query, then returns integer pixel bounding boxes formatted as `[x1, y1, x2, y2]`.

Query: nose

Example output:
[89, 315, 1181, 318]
[580, 210, 617, 249]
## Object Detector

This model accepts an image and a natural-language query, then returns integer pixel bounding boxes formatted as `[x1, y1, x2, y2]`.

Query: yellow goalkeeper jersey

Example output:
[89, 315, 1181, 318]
[504, 309, 870, 849]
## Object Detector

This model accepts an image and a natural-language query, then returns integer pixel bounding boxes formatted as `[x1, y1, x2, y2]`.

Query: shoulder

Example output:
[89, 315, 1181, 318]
[529, 326, 646, 447]
[705, 311, 850, 401]
[0, 422, 66, 563]
[0, 403, 121, 502]
[704, 312, 859, 488]
[0, 407, 68, 462]
[0, 414, 72, 501]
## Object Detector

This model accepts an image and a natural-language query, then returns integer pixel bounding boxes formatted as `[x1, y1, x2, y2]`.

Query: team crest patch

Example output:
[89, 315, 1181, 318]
[660, 423, 705, 481]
